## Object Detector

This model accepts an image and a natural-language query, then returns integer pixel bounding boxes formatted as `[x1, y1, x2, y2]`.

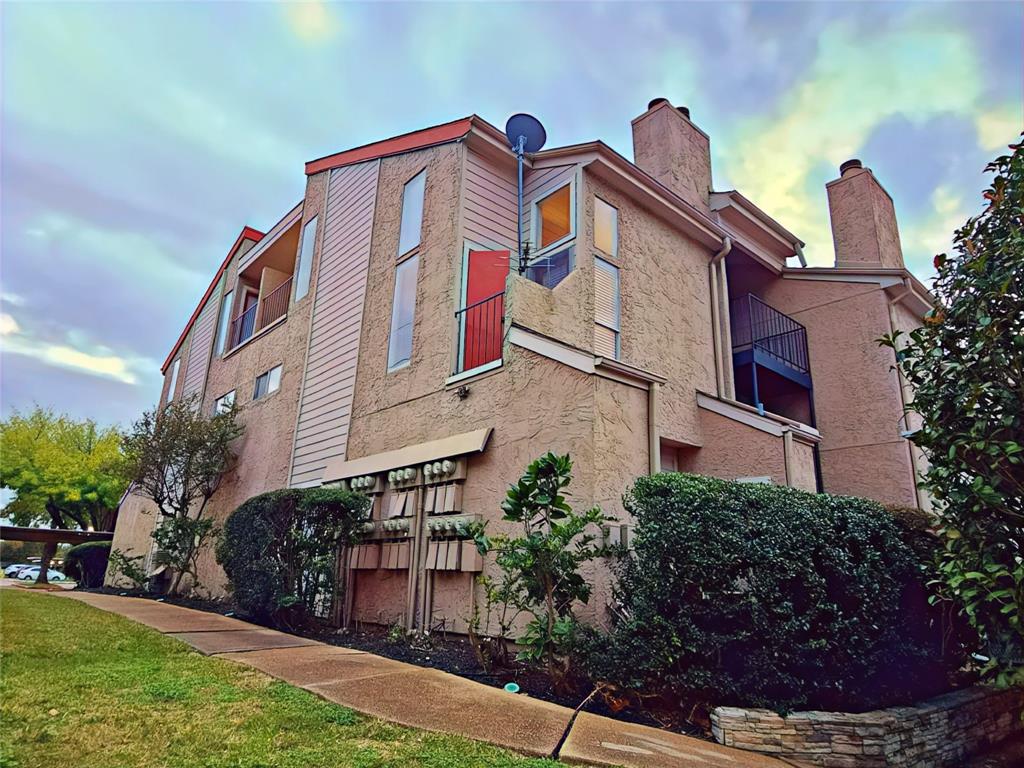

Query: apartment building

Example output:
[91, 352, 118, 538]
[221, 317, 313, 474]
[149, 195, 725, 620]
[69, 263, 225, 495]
[109, 99, 933, 633]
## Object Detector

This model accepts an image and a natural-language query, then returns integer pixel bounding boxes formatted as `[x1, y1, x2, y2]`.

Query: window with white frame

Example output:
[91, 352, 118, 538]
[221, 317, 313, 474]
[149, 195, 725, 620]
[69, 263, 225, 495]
[253, 365, 282, 400]
[398, 170, 426, 256]
[594, 197, 618, 257]
[213, 390, 236, 414]
[166, 358, 181, 402]
[294, 216, 318, 301]
[214, 289, 234, 356]
[594, 257, 620, 359]
[533, 182, 573, 252]
[387, 255, 419, 370]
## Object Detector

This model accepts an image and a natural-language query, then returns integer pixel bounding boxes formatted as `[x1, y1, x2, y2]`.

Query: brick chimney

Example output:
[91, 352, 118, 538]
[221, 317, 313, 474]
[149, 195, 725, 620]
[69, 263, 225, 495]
[826, 159, 905, 270]
[631, 98, 712, 212]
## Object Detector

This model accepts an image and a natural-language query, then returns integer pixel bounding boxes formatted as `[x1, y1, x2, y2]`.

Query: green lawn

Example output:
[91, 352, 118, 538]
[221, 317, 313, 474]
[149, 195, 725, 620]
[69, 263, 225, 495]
[0, 590, 559, 768]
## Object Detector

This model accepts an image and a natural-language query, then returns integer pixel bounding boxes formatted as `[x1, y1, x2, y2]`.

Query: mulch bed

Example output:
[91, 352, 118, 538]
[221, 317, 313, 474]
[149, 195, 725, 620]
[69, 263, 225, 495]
[78, 585, 706, 738]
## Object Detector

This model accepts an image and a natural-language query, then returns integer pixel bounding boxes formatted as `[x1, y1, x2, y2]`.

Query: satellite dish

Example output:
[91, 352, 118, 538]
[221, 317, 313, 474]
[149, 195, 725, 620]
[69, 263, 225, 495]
[505, 113, 546, 154]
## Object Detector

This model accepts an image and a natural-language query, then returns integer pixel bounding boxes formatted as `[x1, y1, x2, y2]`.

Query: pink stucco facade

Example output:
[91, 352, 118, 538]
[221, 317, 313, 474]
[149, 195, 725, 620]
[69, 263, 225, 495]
[108, 101, 933, 633]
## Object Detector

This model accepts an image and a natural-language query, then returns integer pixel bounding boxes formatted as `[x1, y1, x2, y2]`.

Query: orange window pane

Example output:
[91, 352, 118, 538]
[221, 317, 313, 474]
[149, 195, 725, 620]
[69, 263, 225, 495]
[538, 185, 571, 248]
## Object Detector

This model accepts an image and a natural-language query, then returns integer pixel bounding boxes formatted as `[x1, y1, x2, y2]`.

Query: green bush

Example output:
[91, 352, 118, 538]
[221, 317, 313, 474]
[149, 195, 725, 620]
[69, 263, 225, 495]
[575, 473, 970, 717]
[63, 541, 112, 587]
[215, 488, 369, 629]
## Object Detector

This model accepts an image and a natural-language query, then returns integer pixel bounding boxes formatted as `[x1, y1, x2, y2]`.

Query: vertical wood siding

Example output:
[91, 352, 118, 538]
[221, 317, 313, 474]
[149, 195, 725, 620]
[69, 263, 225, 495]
[289, 160, 380, 487]
[463, 149, 518, 249]
[181, 280, 221, 406]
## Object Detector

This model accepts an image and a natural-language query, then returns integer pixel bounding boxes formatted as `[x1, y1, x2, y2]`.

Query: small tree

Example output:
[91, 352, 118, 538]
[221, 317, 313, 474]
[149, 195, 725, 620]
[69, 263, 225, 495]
[471, 453, 611, 692]
[0, 407, 128, 584]
[122, 395, 242, 594]
[881, 137, 1024, 680]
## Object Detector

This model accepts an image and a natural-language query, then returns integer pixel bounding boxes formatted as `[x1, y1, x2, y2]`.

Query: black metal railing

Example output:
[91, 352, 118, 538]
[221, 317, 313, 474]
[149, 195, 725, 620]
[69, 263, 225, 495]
[455, 291, 504, 374]
[730, 293, 810, 374]
[229, 302, 258, 349]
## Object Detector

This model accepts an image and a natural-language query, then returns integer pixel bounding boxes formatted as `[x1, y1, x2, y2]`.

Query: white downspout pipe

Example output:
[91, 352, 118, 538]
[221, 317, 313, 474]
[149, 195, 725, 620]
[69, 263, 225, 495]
[709, 237, 733, 398]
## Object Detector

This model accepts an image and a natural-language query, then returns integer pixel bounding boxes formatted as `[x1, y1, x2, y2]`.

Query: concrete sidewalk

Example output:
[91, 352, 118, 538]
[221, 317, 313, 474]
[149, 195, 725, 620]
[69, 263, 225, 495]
[55, 591, 787, 767]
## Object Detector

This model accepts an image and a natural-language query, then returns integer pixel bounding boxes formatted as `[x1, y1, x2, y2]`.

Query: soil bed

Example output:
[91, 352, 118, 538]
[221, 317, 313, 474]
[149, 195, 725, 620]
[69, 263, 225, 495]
[80, 585, 705, 738]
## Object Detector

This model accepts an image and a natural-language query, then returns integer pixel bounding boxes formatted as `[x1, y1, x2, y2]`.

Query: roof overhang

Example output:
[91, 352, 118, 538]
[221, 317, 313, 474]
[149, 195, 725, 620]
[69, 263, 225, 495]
[782, 266, 935, 314]
[710, 191, 803, 271]
[537, 141, 726, 249]
[305, 116, 476, 176]
[321, 428, 492, 482]
[162, 225, 264, 372]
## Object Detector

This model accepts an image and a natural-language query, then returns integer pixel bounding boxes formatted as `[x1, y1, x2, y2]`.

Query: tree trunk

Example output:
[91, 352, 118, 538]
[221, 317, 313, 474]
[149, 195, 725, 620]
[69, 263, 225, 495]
[35, 541, 56, 585]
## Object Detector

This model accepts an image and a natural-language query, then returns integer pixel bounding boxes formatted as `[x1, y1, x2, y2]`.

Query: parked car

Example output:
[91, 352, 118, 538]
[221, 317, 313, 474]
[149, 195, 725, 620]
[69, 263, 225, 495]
[16, 567, 67, 582]
[4, 563, 33, 577]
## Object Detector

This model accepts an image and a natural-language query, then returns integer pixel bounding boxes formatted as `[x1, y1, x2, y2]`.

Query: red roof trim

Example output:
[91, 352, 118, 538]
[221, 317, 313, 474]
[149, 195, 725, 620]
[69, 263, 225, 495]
[305, 116, 474, 176]
[161, 226, 264, 373]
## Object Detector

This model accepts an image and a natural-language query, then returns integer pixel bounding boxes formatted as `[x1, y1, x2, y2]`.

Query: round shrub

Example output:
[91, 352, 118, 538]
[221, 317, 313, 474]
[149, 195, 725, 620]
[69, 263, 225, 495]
[575, 473, 968, 716]
[215, 487, 369, 629]
[63, 541, 112, 587]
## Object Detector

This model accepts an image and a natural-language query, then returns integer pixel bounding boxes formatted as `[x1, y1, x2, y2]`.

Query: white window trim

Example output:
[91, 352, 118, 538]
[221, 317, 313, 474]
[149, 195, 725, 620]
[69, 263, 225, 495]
[214, 287, 234, 356]
[386, 254, 419, 372]
[253, 365, 282, 401]
[293, 215, 318, 302]
[594, 196, 619, 258]
[595, 256, 621, 359]
[213, 390, 236, 415]
[166, 358, 180, 403]
[455, 240, 509, 377]
[530, 178, 576, 260]
[398, 169, 426, 258]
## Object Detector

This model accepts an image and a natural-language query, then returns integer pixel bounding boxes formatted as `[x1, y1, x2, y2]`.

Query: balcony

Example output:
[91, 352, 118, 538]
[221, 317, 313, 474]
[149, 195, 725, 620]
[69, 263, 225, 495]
[730, 293, 814, 424]
[230, 275, 293, 348]
[454, 291, 504, 375]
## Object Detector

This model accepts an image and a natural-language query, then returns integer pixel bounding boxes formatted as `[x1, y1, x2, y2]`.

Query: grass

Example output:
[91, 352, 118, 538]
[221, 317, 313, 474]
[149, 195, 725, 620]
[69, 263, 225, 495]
[0, 590, 560, 768]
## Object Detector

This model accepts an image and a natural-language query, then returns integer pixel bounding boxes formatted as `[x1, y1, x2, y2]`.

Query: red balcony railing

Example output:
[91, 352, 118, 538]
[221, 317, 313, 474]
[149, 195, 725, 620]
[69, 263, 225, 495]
[257, 276, 292, 331]
[455, 291, 504, 374]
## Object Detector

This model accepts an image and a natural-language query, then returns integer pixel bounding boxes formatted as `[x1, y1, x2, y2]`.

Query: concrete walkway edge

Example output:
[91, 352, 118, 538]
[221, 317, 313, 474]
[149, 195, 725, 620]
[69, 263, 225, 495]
[49, 590, 788, 768]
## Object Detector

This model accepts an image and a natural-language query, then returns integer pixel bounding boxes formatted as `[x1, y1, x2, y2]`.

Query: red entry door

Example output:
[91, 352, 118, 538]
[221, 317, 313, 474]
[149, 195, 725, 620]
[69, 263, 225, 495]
[462, 250, 509, 371]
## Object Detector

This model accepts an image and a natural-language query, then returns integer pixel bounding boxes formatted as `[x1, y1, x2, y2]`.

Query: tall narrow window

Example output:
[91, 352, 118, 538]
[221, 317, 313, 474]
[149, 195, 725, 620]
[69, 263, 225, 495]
[166, 358, 181, 403]
[535, 184, 572, 249]
[594, 198, 618, 257]
[398, 171, 426, 256]
[214, 289, 234, 355]
[594, 258, 620, 360]
[387, 256, 419, 370]
[294, 216, 318, 302]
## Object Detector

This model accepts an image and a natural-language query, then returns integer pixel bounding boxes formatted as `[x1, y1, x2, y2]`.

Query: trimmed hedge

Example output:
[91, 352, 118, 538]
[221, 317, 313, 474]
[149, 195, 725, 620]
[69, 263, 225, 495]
[63, 541, 112, 588]
[215, 487, 368, 628]
[575, 473, 970, 716]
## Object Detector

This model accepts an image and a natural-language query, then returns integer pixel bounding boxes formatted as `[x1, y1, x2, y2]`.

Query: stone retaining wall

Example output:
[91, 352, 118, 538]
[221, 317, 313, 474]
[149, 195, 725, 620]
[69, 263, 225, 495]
[711, 686, 1023, 767]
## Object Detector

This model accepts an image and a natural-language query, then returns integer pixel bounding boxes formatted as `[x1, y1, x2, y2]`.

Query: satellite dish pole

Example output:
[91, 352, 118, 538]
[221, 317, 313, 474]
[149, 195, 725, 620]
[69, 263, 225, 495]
[504, 114, 547, 274]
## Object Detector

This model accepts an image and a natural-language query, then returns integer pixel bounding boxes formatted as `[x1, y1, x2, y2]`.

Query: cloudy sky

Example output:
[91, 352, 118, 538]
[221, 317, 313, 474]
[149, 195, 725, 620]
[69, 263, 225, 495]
[1, 1, 1021, 428]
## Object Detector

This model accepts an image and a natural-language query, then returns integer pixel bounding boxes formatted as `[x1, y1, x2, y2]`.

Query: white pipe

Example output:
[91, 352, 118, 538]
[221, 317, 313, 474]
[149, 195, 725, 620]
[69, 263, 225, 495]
[709, 237, 733, 397]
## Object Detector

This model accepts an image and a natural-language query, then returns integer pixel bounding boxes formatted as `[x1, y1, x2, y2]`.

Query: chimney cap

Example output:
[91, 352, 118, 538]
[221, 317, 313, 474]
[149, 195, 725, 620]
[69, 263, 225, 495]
[677, 106, 691, 119]
[647, 97, 670, 111]
[840, 158, 863, 176]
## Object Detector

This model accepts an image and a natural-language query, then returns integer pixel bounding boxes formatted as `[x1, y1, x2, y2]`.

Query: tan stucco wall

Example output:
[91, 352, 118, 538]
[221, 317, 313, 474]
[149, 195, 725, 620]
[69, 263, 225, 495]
[104, 493, 159, 587]
[581, 172, 717, 448]
[760, 276, 918, 507]
[788, 438, 818, 493]
[676, 408, 788, 485]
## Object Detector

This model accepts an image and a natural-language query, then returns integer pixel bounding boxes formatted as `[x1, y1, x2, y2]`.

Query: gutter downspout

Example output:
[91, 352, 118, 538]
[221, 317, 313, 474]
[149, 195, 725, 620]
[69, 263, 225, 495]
[709, 236, 733, 399]
[648, 382, 661, 475]
[887, 278, 925, 510]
